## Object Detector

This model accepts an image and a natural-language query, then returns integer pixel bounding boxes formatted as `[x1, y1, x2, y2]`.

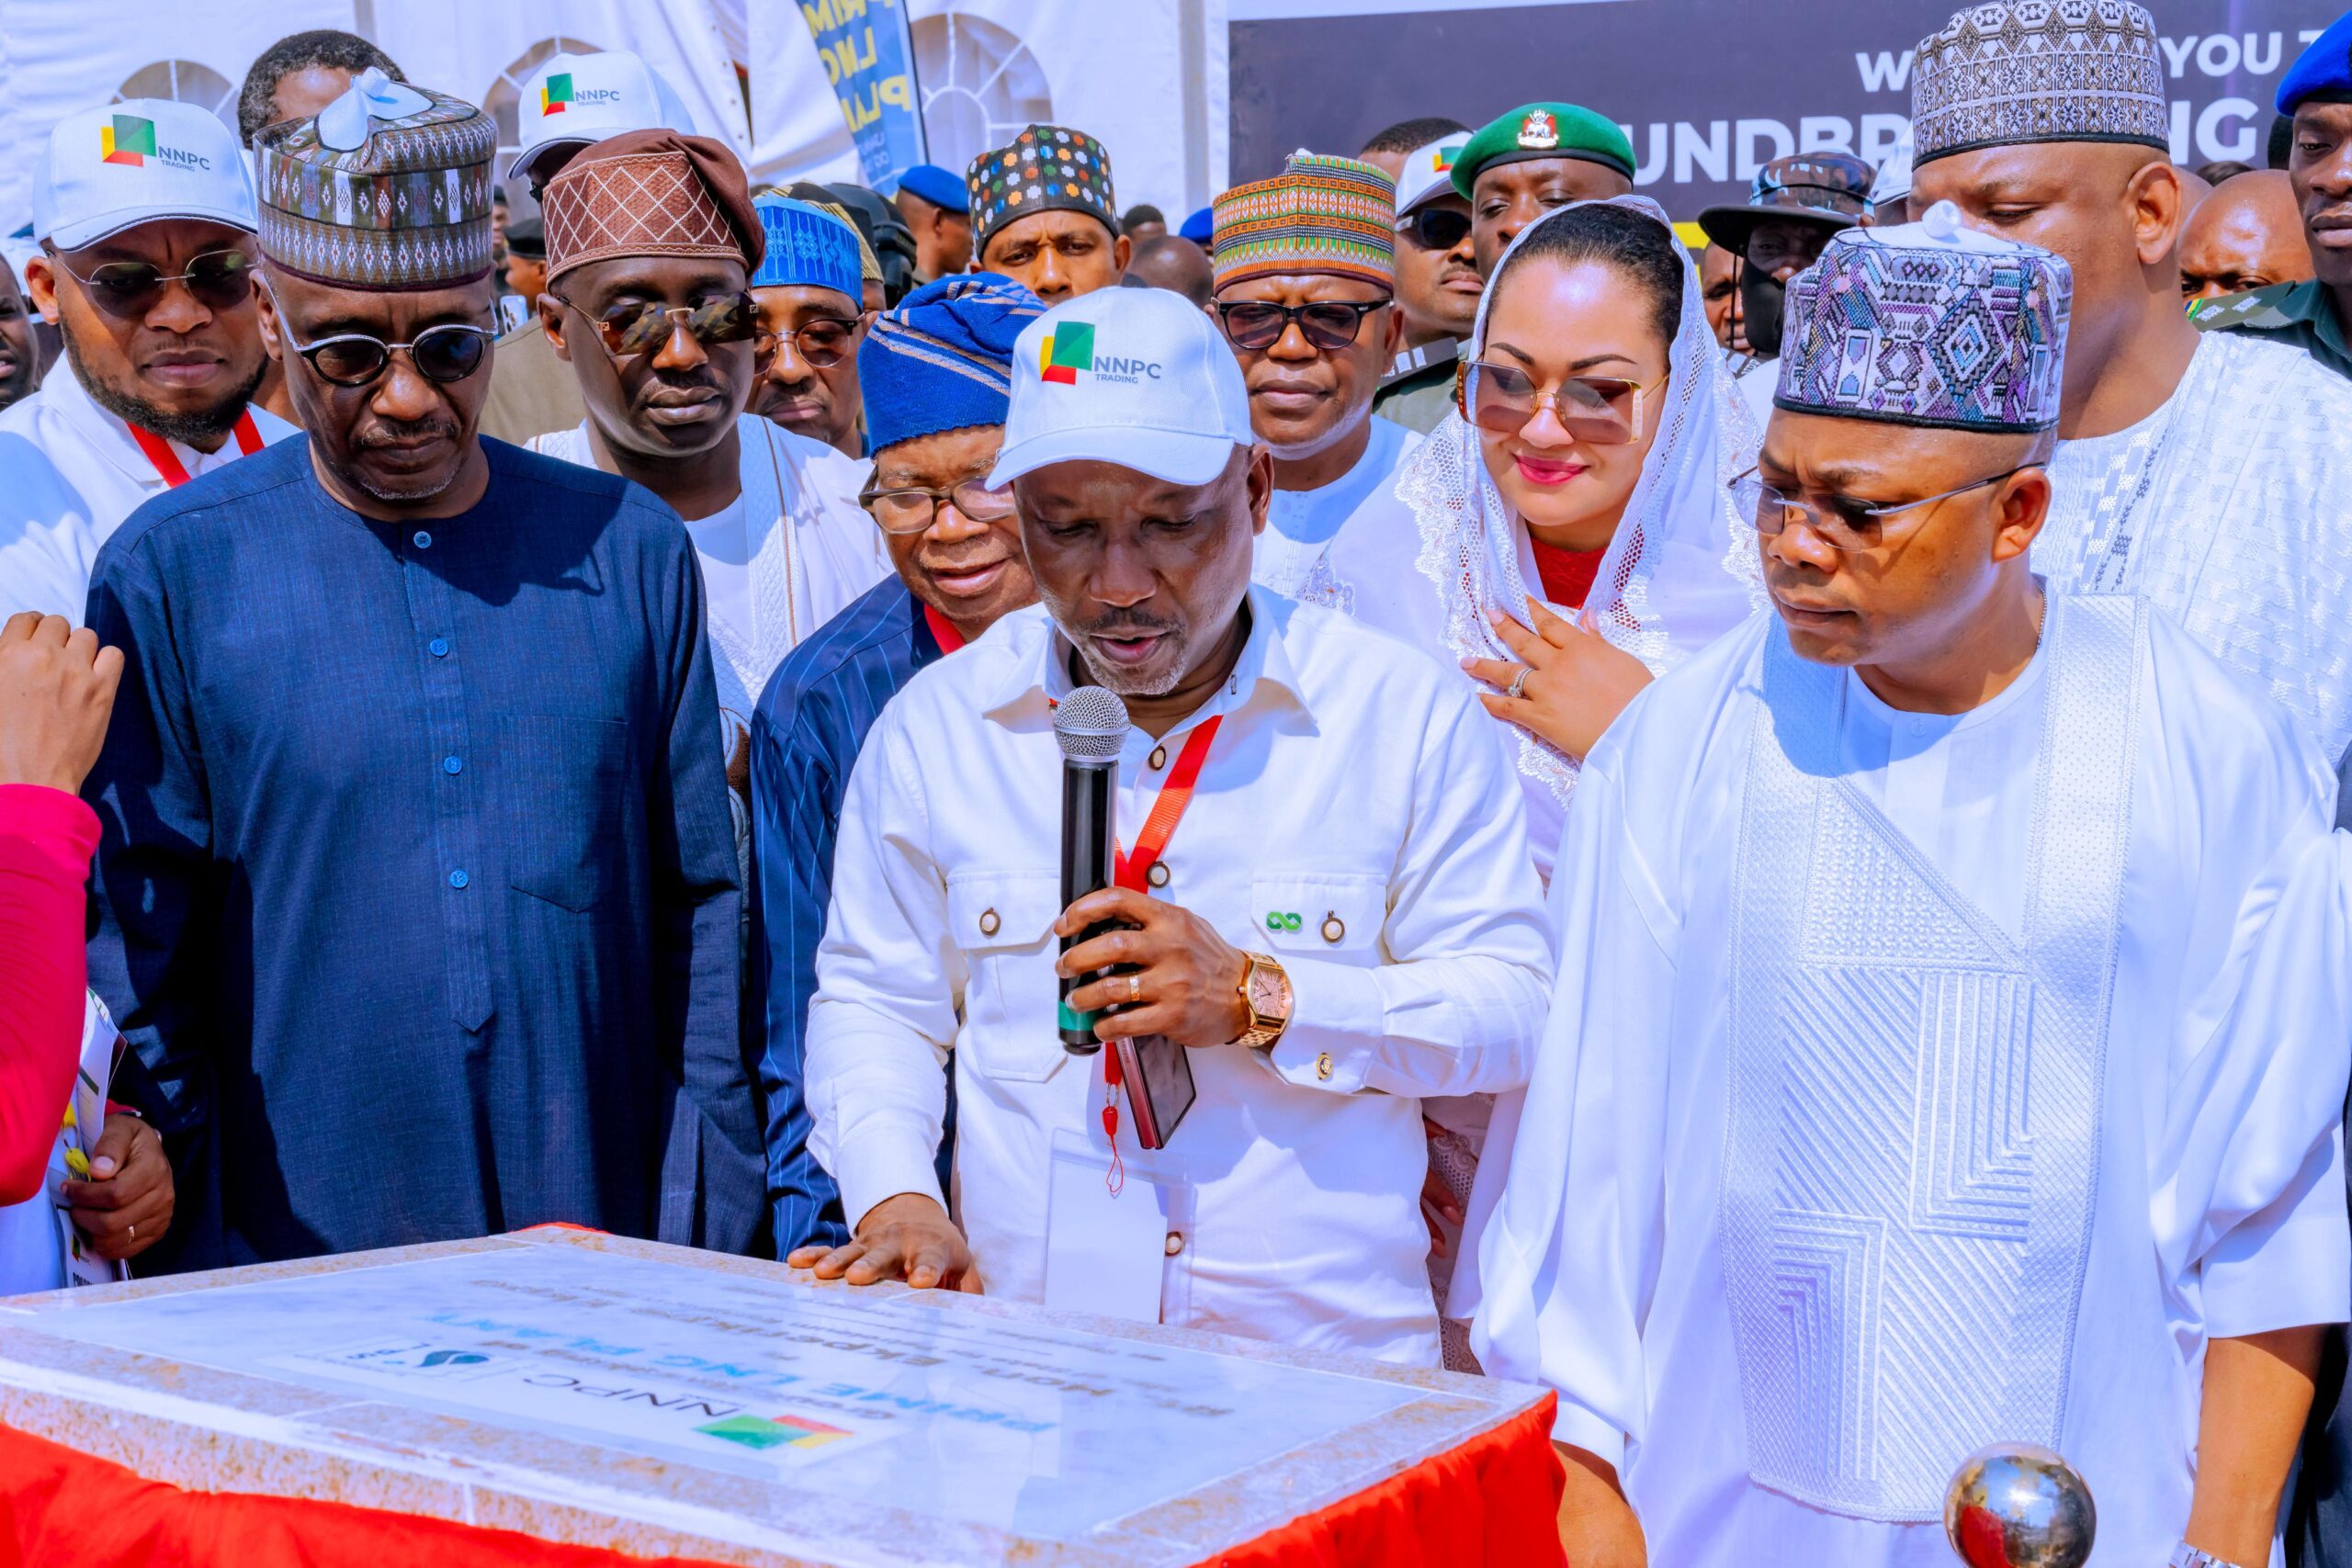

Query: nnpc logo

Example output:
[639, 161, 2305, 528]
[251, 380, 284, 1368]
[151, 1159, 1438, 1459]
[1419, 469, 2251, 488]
[541, 73, 622, 116]
[1039, 323, 1161, 387]
[100, 116, 209, 172]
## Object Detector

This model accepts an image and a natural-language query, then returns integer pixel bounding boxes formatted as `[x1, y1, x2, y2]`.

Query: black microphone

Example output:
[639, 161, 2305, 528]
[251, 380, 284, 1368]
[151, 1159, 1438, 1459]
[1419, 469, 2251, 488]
[1054, 685, 1129, 1055]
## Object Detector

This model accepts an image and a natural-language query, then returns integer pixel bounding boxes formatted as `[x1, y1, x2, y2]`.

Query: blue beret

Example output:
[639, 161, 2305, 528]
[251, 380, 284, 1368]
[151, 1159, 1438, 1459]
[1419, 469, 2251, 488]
[896, 163, 968, 215]
[1178, 205, 1215, 243]
[752, 195, 863, 302]
[859, 271, 1046, 454]
[2278, 11, 2352, 114]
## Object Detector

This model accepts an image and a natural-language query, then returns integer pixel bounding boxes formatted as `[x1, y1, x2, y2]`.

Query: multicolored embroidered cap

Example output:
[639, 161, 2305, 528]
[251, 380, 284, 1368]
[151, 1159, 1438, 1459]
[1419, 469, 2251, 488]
[1912, 1, 2168, 167]
[255, 69, 497, 291]
[751, 194, 862, 302]
[1697, 152, 1874, 254]
[1450, 103, 1635, 198]
[966, 124, 1117, 255]
[1775, 199, 2072, 434]
[1211, 151, 1396, 291]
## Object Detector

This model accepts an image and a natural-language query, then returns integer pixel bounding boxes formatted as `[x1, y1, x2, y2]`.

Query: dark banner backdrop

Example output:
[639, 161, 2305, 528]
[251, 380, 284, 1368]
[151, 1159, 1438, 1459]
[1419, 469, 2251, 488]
[1228, 1, 2340, 217]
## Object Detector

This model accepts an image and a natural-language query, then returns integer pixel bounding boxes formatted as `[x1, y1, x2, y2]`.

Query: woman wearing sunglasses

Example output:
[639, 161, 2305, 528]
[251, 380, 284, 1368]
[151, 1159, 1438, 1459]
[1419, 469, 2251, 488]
[1347, 197, 1763, 1371]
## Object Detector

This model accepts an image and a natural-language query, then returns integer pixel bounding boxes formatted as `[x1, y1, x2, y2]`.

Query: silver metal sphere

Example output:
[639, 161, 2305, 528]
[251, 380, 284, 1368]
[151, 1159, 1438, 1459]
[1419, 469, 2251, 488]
[1943, 1443, 2097, 1568]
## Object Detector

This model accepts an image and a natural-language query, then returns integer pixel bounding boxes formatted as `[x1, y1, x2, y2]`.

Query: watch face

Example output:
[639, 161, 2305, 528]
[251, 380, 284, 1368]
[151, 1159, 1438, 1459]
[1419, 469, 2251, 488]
[1248, 963, 1290, 1020]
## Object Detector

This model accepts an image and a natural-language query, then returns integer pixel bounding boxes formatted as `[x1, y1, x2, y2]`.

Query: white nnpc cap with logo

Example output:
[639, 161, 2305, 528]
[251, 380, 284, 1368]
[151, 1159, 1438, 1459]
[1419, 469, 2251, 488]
[508, 51, 698, 181]
[35, 99, 256, 251]
[990, 288, 1256, 489]
[1394, 135, 1468, 218]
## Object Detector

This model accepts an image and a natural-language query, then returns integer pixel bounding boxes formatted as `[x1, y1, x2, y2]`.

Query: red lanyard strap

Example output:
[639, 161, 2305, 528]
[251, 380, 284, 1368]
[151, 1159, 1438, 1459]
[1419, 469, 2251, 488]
[130, 411, 262, 489]
[921, 603, 967, 655]
[1114, 715, 1220, 893]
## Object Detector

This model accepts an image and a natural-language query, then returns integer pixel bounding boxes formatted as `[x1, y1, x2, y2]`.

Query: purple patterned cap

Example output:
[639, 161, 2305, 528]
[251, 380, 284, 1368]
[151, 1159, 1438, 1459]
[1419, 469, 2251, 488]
[1774, 199, 2071, 434]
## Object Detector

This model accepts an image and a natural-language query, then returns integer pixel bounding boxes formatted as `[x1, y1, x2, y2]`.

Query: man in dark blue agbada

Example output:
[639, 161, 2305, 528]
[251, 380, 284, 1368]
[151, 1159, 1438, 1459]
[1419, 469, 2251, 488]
[80, 71, 755, 1269]
[750, 273, 1039, 1252]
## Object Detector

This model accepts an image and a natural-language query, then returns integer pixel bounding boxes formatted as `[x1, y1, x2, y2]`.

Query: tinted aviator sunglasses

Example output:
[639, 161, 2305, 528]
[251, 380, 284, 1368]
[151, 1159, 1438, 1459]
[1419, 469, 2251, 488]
[558, 292, 759, 360]
[52, 248, 254, 317]
[1214, 298, 1390, 353]
[1461, 359, 1668, 446]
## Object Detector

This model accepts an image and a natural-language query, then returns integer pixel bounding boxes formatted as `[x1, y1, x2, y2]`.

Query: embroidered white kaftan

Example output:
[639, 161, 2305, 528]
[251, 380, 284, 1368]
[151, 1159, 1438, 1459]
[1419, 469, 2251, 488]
[2035, 328, 2352, 762]
[1463, 599, 2350, 1565]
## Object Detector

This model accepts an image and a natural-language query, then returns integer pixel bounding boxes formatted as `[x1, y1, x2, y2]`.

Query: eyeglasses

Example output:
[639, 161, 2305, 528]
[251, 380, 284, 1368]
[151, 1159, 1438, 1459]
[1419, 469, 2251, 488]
[858, 476, 1017, 535]
[1742, 226, 1833, 276]
[288, 323, 495, 387]
[1463, 359, 1668, 446]
[1213, 298, 1389, 353]
[755, 314, 865, 368]
[1400, 206, 1472, 252]
[1735, 464, 2027, 552]
[52, 248, 254, 318]
[556, 292, 759, 360]
[861, 477, 1016, 535]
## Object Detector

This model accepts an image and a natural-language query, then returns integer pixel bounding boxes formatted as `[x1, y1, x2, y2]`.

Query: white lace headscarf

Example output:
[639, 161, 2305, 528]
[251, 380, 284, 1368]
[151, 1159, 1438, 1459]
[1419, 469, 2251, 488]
[1396, 194, 1764, 814]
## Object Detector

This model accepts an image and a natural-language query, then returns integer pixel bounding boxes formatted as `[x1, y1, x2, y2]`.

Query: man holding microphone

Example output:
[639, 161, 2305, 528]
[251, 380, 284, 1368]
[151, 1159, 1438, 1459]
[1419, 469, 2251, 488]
[792, 287, 1550, 1363]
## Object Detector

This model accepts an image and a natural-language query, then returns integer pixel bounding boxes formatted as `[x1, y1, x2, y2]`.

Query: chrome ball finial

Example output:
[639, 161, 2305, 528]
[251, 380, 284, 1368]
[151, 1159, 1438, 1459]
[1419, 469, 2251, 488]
[1944, 1443, 2097, 1568]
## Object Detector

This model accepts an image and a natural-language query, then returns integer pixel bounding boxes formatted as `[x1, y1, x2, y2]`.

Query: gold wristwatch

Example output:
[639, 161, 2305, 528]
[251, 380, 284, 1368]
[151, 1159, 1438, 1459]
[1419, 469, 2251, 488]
[1234, 951, 1294, 1049]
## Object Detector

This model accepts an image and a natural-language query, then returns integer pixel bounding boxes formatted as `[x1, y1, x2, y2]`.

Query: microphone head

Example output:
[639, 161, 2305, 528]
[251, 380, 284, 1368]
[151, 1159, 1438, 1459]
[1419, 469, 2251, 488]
[1053, 685, 1130, 761]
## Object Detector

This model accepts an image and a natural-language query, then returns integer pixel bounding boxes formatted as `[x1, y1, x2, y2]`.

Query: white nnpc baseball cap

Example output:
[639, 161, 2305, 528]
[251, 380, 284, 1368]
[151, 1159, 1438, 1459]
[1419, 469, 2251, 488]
[35, 99, 256, 251]
[508, 51, 698, 182]
[990, 288, 1256, 489]
[1395, 135, 1469, 218]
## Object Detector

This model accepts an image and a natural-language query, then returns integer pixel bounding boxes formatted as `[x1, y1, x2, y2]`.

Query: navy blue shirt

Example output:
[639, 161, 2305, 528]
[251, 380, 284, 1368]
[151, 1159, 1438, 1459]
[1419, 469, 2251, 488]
[82, 437, 754, 1269]
[749, 574, 956, 1252]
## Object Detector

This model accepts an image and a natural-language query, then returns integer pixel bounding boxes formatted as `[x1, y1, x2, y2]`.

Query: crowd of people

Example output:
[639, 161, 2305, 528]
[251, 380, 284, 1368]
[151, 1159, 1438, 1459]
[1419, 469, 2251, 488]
[7, 4, 2352, 1561]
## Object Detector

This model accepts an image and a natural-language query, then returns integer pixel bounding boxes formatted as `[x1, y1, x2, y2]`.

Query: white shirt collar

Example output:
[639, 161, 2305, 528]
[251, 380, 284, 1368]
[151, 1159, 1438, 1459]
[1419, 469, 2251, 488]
[39, 357, 160, 484]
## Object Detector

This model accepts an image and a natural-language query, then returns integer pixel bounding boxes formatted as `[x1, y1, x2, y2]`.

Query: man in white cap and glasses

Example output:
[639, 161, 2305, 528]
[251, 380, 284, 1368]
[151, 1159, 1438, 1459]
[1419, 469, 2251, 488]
[0, 99, 295, 625]
[790, 287, 1550, 1365]
[478, 49, 698, 446]
[1374, 132, 1483, 434]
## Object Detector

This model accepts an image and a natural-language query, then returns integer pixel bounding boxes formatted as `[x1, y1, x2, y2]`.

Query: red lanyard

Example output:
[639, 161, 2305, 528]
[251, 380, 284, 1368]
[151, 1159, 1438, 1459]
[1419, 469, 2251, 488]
[130, 412, 262, 490]
[1099, 714, 1222, 1182]
[921, 603, 967, 654]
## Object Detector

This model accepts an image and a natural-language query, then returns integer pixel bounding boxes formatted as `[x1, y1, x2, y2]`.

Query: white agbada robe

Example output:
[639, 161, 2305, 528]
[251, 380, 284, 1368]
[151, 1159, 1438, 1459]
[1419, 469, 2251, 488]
[1464, 597, 2350, 1566]
[2034, 328, 2352, 762]
[528, 412, 887, 732]
[1248, 412, 1419, 607]
[0, 360, 296, 624]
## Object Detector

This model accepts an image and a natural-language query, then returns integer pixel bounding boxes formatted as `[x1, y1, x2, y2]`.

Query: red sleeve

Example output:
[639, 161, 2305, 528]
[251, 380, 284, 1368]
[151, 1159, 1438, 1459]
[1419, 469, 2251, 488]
[0, 784, 98, 1205]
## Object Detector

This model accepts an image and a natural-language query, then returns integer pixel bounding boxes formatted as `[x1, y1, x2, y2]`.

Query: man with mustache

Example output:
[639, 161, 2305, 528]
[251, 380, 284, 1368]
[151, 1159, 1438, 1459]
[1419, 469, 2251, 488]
[750, 273, 1043, 1257]
[530, 164, 884, 786]
[2196, 13, 2352, 383]
[1697, 152, 1872, 424]
[791, 286, 1549, 1363]
[966, 124, 1128, 305]
[79, 73, 752, 1268]
[1470, 207, 2348, 1568]
[1374, 131, 1483, 436]
[0, 99, 293, 625]
[744, 194, 874, 460]
[1208, 152, 1419, 610]
[1906, 0, 2352, 771]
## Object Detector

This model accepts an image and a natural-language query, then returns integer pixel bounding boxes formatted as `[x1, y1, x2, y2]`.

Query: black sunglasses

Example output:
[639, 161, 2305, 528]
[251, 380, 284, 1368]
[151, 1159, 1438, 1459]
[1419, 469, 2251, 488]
[290, 323, 496, 387]
[53, 247, 254, 318]
[1402, 206, 1472, 252]
[1214, 298, 1390, 353]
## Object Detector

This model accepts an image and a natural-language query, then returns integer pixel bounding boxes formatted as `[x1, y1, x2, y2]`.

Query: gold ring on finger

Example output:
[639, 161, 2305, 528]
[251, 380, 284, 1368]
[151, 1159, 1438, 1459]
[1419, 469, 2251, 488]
[1127, 974, 1142, 1003]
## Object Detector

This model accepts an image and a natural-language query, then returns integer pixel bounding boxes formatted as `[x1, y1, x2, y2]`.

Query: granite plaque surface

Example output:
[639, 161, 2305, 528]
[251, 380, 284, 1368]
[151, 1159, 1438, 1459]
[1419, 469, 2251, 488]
[0, 1228, 1546, 1567]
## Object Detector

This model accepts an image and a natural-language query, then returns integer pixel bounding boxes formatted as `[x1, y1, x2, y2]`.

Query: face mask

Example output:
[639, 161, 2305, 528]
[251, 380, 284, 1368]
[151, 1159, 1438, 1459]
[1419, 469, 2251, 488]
[1739, 262, 1787, 358]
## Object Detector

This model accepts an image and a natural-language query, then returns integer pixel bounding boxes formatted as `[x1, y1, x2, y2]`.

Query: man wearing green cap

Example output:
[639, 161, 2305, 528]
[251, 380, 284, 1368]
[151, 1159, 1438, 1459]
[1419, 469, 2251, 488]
[1453, 103, 1634, 276]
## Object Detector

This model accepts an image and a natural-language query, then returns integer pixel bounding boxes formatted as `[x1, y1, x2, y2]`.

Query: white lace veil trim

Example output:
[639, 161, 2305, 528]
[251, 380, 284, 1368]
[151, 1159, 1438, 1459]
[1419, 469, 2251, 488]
[1397, 194, 1764, 811]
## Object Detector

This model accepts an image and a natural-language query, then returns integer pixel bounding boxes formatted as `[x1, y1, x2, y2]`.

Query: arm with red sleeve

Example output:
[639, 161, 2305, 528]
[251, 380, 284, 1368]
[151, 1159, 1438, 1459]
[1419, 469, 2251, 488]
[0, 783, 97, 1203]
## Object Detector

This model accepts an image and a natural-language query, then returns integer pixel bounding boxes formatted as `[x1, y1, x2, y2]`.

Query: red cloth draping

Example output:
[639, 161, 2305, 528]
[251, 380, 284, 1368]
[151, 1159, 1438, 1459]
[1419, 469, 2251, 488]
[0, 783, 99, 1206]
[0, 1393, 1563, 1568]
[1194, 1393, 1566, 1568]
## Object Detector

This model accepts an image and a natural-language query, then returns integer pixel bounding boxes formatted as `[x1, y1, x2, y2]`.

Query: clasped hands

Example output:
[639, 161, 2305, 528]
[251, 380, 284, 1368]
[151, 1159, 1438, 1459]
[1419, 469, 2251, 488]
[787, 889, 1249, 1292]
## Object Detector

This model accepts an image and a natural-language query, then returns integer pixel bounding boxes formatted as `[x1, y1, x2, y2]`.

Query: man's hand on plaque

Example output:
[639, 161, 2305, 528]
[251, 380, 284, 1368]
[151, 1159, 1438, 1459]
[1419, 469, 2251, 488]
[1054, 886, 1250, 1049]
[788, 1193, 984, 1293]
[62, 1111, 174, 1262]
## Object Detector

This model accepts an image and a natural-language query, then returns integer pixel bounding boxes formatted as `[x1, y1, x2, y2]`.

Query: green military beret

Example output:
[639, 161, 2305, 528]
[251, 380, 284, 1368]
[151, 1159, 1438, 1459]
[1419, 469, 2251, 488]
[1451, 103, 1635, 198]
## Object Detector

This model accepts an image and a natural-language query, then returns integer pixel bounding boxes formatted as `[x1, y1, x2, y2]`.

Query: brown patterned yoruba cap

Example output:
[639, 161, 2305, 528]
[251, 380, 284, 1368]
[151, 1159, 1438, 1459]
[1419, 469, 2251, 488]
[255, 68, 496, 291]
[966, 124, 1117, 254]
[542, 130, 763, 285]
